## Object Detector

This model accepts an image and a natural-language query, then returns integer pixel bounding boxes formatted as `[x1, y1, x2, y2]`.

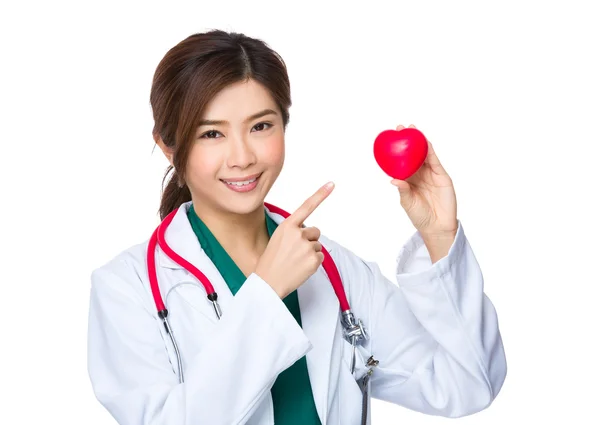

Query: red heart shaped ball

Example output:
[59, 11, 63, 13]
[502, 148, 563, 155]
[373, 128, 428, 180]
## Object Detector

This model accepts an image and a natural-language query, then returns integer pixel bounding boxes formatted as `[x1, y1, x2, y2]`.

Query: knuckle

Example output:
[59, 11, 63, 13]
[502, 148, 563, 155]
[304, 226, 320, 240]
[306, 240, 316, 253]
[312, 255, 321, 268]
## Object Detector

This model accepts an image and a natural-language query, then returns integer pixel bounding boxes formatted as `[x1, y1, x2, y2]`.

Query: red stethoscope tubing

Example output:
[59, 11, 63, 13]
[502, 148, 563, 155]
[147, 203, 351, 316]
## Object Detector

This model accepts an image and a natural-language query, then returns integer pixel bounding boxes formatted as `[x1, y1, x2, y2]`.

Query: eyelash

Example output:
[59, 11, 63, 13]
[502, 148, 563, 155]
[199, 122, 273, 139]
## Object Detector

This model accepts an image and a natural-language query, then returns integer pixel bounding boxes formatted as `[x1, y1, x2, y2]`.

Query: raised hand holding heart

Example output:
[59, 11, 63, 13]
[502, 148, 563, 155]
[376, 124, 458, 238]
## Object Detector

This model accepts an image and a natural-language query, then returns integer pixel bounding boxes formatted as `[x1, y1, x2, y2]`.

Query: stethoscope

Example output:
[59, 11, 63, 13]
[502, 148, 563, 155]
[147, 202, 370, 384]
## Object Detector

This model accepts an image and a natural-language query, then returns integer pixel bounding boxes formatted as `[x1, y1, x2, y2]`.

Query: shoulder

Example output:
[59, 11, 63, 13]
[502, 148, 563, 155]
[91, 240, 148, 280]
[318, 233, 384, 301]
[319, 233, 379, 276]
[89, 239, 153, 311]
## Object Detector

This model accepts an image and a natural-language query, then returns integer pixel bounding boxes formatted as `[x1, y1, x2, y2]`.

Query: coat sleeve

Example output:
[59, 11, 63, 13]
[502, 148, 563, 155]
[87, 258, 311, 425]
[328, 220, 507, 418]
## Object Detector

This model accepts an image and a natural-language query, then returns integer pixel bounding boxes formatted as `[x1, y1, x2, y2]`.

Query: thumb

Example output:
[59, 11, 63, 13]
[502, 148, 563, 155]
[391, 179, 415, 211]
[391, 178, 411, 195]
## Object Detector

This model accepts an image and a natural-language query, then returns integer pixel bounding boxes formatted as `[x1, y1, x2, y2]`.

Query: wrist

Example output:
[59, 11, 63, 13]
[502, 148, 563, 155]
[420, 229, 456, 243]
[271, 282, 288, 299]
[254, 269, 287, 299]
[419, 221, 458, 241]
[420, 229, 457, 264]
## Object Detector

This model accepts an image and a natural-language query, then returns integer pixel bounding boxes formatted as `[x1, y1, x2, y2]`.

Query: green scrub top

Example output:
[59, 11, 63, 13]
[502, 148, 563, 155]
[187, 205, 322, 425]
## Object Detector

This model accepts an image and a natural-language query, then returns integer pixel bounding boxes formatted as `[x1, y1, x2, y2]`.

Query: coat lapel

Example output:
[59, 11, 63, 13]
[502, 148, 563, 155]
[156, 202, 341, 423]
[157, 202, 234, 323]
[267, 208, 341, 425]
[297, 268, 340, 424]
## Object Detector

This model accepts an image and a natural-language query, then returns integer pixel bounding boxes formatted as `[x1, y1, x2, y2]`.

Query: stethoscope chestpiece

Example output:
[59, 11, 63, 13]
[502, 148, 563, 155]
[341, 310, 369, 374]
[341, 310, 368, 345]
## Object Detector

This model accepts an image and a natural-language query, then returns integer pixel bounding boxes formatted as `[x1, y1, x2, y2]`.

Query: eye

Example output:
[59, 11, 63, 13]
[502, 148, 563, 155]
[199, 130, 222, 139]
[252, 122, 273, 132]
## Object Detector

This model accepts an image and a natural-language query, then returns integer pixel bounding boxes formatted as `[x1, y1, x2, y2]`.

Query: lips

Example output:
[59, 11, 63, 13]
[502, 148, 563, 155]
[223, 177, 258, 186]
[221, 172, 262, 186]
[220, 172, 262, 193]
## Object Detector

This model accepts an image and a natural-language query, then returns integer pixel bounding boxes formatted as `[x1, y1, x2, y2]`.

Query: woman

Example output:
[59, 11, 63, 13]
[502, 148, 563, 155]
[87, 30, 506, 425]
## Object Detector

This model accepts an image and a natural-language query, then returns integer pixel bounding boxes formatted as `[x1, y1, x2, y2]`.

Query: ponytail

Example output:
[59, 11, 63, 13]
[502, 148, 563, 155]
[159, 166, 192, 221]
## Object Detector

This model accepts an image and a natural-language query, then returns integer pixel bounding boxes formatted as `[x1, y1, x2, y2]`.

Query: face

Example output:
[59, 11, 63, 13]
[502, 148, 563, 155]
[163, 79, 285, 218]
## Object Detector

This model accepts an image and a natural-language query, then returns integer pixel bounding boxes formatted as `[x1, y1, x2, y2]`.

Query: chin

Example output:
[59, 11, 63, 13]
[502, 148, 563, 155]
[221, 199, 265, 216]
[218, 188, 268, 216]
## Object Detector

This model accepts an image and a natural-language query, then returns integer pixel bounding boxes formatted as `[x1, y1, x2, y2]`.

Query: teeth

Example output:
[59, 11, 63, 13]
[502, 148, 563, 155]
[225, 177, 257, 186]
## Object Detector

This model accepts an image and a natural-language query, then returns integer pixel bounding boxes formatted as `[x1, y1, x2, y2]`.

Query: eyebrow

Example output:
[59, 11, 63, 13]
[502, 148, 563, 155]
[197, 108, 278, 127]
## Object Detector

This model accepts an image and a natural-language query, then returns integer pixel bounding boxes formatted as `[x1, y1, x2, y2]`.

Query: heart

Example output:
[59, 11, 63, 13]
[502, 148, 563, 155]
[373, 128, 428, 180]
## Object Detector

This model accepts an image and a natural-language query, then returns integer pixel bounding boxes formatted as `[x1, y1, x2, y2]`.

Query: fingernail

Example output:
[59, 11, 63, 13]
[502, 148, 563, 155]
[325, 181, 334, 189]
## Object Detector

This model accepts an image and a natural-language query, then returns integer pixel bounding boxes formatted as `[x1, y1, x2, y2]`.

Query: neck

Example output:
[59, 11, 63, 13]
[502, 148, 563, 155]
[191, 200, 270, 257]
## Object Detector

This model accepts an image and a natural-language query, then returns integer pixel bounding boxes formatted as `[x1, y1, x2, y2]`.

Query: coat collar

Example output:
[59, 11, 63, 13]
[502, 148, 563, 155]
[156, 201, 334, 270]
[155, 201, 340, 424]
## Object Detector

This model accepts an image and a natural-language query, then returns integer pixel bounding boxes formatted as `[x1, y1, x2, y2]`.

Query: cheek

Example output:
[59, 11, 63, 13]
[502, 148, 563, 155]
[259, 134, 285, 166]
[185, 145, 221, 183]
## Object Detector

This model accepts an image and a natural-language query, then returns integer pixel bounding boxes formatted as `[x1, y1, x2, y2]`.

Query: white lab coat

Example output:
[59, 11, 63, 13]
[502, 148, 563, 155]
[87, 201, 506, 425]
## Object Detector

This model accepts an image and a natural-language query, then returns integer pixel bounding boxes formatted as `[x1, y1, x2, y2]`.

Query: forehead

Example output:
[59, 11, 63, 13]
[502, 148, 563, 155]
[201, 79, 277, 120]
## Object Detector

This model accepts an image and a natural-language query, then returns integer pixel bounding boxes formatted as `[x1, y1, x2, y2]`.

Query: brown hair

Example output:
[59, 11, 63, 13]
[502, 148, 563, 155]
[150, 30, 292, 220]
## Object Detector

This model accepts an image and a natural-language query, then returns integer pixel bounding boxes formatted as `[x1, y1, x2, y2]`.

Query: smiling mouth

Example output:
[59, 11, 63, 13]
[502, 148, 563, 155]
[223, 177, 258, 186]
[221, 172, 261, 185]
[220, 172, 263, 191]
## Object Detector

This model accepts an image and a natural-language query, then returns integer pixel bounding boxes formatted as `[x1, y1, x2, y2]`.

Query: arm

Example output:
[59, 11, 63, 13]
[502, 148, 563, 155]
[421, 229, 457, 264]
[333, 221, 506, 417]
[87, 259, 311, 425]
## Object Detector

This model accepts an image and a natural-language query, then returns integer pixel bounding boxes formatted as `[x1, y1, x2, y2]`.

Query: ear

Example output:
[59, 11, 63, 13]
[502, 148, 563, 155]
[154, 134, 174, 166]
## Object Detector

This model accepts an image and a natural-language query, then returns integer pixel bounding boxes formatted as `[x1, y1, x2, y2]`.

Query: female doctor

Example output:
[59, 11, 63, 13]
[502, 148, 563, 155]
[87, 30, 507, 425]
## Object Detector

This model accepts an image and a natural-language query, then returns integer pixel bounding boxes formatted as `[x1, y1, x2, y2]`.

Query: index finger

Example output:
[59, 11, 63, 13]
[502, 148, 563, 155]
[288, 182, 335, 226]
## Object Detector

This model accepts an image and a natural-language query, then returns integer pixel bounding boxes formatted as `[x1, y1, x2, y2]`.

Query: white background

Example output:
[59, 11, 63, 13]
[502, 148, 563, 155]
[1, 0, 599, 423]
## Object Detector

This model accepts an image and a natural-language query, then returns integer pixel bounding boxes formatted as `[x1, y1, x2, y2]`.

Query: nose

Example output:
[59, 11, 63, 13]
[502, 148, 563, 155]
[226, 133, 257, 169]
